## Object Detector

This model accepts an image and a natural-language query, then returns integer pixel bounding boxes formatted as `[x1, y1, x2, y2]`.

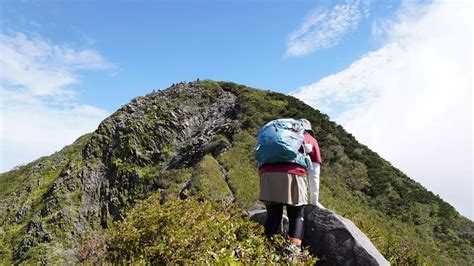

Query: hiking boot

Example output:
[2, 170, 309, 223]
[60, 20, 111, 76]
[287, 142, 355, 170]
[284, 243, 302, 256]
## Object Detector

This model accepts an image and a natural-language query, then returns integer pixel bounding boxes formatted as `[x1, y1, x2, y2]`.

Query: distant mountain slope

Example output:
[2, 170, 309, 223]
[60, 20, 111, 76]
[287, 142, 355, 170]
[0, 80, 472, 264]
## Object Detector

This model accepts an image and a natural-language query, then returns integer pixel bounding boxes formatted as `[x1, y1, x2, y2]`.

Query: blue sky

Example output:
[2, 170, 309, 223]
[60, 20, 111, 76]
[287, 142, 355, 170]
[1, 0, 472, 219]
[1, 0, 397, 110]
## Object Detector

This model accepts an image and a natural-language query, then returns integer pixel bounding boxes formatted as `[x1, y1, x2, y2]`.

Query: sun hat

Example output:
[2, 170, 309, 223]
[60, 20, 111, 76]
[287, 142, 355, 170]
[299, 118, 312, 131]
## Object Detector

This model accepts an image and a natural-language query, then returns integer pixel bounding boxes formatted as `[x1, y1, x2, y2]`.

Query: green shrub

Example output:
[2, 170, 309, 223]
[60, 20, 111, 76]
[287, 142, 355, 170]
[3, 80, 472, 265]
[219, 131, 259, 208]
[193, 80, 224, 97]
[0, 233, 13, 265]
[190, 154, 233, 202]
[99, 194, 316, 264]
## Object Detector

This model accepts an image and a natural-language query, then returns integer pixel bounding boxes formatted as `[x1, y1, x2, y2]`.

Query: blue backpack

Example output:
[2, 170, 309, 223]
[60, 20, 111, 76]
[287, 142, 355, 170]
[255, 118, 311, 169]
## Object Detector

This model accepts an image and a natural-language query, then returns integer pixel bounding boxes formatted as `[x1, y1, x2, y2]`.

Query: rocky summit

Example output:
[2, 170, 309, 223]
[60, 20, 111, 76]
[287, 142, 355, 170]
[0, 80, 473, 264]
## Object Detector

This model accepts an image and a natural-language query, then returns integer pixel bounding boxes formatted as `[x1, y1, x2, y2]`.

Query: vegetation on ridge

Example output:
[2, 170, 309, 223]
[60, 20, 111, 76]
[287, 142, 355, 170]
[213, 80, 473, 265]
[82, 193, 316, 264]
[0, 80, 472, 264]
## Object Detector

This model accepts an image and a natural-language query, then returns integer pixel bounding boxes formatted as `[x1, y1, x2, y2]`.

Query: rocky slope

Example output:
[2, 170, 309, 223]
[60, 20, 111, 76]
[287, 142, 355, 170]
[0, 80, 472, 264]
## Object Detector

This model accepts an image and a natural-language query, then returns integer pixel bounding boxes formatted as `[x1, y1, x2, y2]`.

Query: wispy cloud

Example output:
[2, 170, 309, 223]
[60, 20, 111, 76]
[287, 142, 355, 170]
[0, 31, 114, 172]
[285, 0, 371, 57]
[0, 32, 114, 96]
[292, 0, 472, 218]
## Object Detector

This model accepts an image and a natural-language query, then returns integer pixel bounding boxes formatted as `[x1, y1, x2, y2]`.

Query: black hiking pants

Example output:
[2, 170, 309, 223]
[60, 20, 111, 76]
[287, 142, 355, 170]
[264, 203, 305, 240]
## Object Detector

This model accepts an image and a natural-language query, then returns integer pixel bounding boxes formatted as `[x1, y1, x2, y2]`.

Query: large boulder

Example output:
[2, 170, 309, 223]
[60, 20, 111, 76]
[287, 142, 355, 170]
[247, 205, 389, 265]
[303, 205, 389, 265]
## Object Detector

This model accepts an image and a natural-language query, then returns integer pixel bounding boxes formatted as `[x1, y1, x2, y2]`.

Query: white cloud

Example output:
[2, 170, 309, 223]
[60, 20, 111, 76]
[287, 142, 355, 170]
[0, 32, 113, 96]
[0, 31, 113, 172]
[292, 1, 473, 219]
[285, 0, 371, 57]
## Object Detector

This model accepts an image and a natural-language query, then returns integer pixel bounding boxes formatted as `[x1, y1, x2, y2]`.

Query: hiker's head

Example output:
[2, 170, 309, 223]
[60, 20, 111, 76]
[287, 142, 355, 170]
[299, 118, 314, 136]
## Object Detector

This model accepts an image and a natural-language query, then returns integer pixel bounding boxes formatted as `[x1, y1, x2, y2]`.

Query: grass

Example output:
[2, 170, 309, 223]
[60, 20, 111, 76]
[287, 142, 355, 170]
[0, 134, 92, 263]
[190, 154, 233, 202]
[219, 131, 259, 209]
[1, 80, 472, 265]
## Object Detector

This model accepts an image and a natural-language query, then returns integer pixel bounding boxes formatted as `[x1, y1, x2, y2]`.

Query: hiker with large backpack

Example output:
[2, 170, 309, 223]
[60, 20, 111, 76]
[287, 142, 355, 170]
[255, 118, 322, 254]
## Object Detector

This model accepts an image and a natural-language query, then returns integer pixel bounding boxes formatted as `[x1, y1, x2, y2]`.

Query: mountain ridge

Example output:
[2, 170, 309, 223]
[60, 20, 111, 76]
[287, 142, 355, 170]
[0, 80, 472, 264]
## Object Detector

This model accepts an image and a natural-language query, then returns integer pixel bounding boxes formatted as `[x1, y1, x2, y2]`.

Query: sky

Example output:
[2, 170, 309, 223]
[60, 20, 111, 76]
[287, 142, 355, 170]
[0, 0, 472, 219]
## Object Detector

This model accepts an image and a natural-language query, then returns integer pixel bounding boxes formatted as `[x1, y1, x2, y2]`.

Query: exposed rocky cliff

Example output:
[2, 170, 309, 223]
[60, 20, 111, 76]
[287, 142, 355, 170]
[1, 82, 241, 263]
[0, 80, 472, 264]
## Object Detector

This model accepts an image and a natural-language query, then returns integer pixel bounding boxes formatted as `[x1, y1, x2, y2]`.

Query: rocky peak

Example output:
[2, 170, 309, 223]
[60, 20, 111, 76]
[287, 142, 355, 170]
[0, 80, 472, 264]
[84, 82, 238, 168]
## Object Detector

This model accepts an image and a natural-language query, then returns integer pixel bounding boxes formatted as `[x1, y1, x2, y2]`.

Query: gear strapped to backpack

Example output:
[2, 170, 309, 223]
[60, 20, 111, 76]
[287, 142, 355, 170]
[255, 118, 311, 169]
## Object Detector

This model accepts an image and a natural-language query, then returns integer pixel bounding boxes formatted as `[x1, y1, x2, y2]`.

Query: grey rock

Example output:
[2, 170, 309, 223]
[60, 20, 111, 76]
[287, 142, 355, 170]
[59, 169, 70, 177]
[303, 205, 389, 266]
[244, 209, 267, 224]
[15, 201, 30, 223]
[247, 205, 389, 266]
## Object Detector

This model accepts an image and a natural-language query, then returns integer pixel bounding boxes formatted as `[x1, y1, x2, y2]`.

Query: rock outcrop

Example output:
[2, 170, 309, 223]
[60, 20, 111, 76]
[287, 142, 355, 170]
[1, 80, 472, 264]
[247, 205, 389, 266]
[1, 82, 242, 262]
[303, 205, 389, 265]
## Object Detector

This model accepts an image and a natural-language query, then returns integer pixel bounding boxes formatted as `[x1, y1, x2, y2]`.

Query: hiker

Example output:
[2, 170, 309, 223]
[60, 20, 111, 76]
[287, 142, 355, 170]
[257, 118, 322, 253]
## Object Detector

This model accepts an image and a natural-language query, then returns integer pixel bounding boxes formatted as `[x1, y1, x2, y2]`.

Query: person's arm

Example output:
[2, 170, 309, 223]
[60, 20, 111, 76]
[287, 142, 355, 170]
[313, 138, 322, 165]
[307, 135, 321, 205]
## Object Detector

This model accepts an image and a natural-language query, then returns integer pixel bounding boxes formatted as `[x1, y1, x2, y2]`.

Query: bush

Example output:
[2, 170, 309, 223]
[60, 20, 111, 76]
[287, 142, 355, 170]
[98, 194, 316, 264]
[219, 131, 260, 208]
[189, 154, 233, 202]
